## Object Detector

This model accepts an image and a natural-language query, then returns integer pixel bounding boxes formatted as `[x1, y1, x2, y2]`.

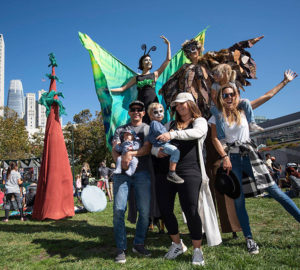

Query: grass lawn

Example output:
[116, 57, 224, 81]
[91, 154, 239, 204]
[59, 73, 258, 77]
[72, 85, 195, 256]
[0, 196, 299, 270]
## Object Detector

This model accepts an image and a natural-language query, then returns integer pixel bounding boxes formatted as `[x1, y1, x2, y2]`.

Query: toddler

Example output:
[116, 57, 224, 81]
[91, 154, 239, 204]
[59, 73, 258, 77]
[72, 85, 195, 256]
[114, 128, 141, 176]
[211, 63, 263, 132]
[148, 102, 184, 184]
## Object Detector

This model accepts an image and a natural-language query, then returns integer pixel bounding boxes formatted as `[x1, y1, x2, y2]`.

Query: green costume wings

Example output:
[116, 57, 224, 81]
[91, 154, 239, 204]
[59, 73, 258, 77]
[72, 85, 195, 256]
[78, 29, 207, 150]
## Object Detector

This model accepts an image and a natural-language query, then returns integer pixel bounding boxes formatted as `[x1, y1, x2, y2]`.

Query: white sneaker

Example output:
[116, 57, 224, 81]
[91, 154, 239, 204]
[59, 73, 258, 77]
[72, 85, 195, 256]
[249, 123, 264, 132]
[164, 239, 187, 259]
[192, 248, 205, 266]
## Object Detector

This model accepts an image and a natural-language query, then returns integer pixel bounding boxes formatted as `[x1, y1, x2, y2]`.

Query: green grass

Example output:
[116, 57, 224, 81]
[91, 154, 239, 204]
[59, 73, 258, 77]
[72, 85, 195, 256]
[0, 197, 299, 270]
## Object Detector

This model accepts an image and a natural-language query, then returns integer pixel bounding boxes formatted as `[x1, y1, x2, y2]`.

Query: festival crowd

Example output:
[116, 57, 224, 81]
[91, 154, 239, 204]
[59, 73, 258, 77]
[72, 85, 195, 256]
[2, 36, 300, 267]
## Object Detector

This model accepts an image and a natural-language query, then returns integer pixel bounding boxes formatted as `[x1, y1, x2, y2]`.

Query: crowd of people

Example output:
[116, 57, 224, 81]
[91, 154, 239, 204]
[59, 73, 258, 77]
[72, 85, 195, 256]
[1, 162, 37, 222]
[108, 36, 300, 266]
[1, 35, 300, 267]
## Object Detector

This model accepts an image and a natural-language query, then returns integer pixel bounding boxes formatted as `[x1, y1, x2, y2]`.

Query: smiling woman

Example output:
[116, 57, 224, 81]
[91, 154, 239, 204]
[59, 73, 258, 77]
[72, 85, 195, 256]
[110, 36, 171, 123]
[209, 79, 300, 255]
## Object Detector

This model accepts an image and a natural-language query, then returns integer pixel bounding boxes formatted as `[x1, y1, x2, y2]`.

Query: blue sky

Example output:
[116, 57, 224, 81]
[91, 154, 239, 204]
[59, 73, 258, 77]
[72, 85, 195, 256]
[1, 0, 299, 123]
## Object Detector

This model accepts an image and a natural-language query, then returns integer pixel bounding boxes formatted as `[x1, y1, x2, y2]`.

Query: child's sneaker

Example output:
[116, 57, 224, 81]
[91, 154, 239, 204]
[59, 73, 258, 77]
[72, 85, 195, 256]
[249, 123, 264, 132]
[167, 171, 184, 184]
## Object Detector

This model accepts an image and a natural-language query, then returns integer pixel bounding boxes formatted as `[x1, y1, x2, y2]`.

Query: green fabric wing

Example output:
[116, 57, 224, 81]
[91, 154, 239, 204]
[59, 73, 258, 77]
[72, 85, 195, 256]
[79, 28, 207, 149]
[79, 32, 137, 150]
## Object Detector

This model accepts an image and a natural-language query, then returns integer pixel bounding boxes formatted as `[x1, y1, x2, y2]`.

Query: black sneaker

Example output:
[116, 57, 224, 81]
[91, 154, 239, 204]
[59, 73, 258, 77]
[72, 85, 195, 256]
[246, 238, 259, 254]
[132, 244, 151, 257]
[167, 171, 184, 184]
[115, 249, 126, 263]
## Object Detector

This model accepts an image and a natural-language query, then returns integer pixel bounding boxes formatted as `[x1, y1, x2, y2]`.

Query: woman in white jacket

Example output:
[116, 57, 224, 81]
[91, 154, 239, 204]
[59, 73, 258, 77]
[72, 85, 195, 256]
[152, 93, 221, 266]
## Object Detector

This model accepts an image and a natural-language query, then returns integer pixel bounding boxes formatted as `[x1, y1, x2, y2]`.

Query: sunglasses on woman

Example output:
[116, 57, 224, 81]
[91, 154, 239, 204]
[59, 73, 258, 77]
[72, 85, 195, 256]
[222, 92, 236, 99]
[130, 107, 144, 112]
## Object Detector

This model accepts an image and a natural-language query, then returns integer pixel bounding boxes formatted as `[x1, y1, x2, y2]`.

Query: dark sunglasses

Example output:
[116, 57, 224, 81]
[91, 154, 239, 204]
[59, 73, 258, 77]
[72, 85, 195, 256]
[153, 109, 163, 115]
[130, 107, 144, 112]
[222, 92, 236, 99]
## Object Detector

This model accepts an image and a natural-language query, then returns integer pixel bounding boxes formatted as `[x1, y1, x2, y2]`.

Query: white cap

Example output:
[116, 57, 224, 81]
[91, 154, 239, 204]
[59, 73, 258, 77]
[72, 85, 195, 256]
[170, 92, 195, 107]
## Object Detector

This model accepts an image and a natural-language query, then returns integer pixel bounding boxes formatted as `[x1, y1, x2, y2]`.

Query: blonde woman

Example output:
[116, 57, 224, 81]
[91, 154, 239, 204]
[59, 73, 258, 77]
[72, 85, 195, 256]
[209, 76, 300, 254]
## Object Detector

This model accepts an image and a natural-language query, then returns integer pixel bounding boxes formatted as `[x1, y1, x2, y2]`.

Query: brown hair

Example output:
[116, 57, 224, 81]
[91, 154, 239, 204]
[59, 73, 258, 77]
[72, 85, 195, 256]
[216, 84, 241, 126]
[175, 100, 201, 128]
[7, 162, 18, 180]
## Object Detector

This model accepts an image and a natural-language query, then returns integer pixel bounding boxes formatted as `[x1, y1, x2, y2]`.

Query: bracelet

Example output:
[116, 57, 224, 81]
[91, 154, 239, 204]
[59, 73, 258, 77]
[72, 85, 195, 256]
[221, 154, 228, 159]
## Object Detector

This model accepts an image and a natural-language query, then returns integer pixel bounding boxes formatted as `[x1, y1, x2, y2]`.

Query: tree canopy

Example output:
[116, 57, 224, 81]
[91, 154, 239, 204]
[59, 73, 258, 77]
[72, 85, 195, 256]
[0, 107, 31, 160]
[64, 109, 111, 177]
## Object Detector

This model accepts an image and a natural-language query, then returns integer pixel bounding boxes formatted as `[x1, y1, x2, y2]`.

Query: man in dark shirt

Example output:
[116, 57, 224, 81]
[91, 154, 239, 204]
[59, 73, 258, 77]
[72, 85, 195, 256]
[112, 100, 152, 263]
[271, 157, 281, 184]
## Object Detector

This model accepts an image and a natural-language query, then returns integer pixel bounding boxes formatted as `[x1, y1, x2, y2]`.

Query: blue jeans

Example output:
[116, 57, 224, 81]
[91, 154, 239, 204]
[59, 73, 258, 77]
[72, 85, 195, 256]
[113, 170, 151, 250]
[162, 142, 180, 163]
[211, 99, 255, 140]
[231, 154, 300, 238]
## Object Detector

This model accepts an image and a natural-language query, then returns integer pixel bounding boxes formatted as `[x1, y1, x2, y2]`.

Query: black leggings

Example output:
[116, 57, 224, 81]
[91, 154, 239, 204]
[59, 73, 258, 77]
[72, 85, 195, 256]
[155, 172, 203, 240]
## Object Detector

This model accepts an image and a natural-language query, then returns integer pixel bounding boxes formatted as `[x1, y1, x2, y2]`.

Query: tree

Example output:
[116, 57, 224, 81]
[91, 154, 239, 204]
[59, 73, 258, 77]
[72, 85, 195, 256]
[30, 129, 45, 158]
[64, 109, 112, 177]
[0, 107, 31, 160]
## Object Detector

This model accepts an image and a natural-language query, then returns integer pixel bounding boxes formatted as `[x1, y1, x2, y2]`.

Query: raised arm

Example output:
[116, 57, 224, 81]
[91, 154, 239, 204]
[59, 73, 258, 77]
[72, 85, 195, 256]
[154, 36, 171, 80]
[110, 76, 136, 92]
[251, 70, 298, 109]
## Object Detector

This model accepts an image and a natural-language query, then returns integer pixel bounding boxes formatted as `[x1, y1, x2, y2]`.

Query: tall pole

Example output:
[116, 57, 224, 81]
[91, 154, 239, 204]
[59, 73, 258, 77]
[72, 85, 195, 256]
[71, 125, 75, 183]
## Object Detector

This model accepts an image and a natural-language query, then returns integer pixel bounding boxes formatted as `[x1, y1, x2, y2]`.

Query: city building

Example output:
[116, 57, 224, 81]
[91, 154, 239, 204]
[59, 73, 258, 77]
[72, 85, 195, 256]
[254, 116, 269, 124]
[251, 111, 300, 146]
[25, 93, 36, 132]
[37, 89, 47, 129]
[25, 89, 63, 136]
[0, 34, 4, 116]
[7, 79, 25, 118]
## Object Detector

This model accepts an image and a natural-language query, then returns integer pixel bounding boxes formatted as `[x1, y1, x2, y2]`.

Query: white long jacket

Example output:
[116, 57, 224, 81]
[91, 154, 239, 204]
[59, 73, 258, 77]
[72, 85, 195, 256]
[154, 117, 222, 246]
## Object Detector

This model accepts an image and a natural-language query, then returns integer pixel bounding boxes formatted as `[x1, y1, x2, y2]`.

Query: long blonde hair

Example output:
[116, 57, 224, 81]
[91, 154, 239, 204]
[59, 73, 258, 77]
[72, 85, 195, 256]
[216, 84, 241, 126]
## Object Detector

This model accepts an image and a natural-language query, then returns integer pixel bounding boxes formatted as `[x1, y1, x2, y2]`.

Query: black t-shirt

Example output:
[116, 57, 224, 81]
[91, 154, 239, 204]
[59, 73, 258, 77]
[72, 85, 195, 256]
[272, 161, 281, 171]
[153, 121, 200, 175]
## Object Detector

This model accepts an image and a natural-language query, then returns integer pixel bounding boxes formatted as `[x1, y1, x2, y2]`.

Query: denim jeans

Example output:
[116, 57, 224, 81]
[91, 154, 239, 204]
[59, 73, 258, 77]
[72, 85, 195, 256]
[265, 184, 300, 222]
[162, 142, 180, 163]
[113, 170, 151, 250]
[211, 99, 255, 140]
[231, 154, 300, 238]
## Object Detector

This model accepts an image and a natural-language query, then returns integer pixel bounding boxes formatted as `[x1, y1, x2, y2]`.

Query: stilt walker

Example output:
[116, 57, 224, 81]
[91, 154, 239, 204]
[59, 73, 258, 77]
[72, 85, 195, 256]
[32, 53, 74, 220]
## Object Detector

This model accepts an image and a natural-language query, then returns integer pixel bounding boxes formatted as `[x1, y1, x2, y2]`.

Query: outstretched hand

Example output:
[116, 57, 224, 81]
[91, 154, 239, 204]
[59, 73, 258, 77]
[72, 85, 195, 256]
[284, 69, 298, 82]
[160, 35, 170, 45]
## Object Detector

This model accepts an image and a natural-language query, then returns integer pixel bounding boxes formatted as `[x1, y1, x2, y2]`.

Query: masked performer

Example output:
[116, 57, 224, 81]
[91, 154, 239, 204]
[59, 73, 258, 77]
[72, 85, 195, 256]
[111, 36, 171, 123]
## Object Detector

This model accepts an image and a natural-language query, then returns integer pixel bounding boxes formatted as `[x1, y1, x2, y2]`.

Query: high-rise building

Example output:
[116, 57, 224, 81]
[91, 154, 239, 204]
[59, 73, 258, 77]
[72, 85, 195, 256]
[7, 80, 25, 118]
[37, 89, 47, 129]
[25, 93, 36, 129]
[0, 34, 4, 117]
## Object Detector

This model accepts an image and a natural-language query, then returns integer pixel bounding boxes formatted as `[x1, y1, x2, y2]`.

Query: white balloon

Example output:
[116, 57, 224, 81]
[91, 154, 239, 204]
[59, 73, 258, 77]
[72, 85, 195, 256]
[81, 185, 107, 212]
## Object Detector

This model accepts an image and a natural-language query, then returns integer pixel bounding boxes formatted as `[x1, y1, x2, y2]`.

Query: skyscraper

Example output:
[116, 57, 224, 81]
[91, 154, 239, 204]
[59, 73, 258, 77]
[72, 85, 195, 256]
[7, 79, 25, 118]
[0, 34, 4, 117]
[25, 93, 36, 129]
[37, 89, 47, 129]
